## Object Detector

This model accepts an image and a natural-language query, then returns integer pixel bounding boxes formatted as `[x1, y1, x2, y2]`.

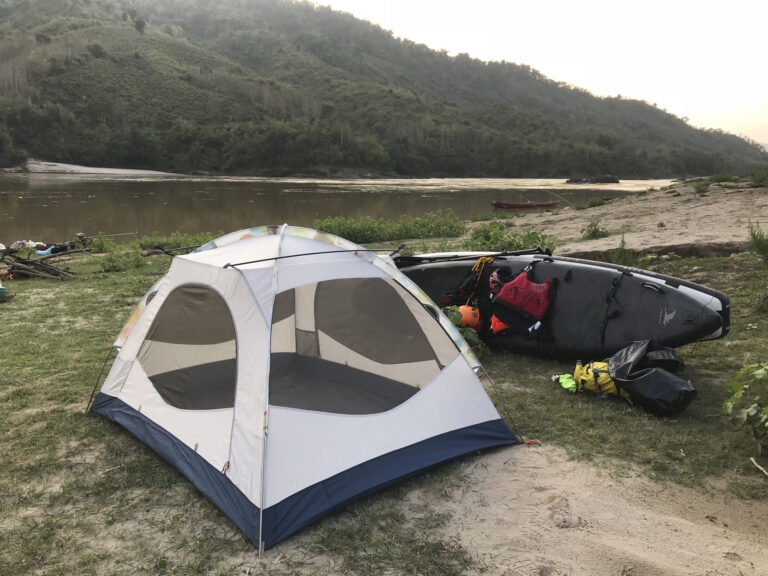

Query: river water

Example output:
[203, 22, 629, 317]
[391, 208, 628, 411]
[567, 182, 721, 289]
[0, 173, 672, 244]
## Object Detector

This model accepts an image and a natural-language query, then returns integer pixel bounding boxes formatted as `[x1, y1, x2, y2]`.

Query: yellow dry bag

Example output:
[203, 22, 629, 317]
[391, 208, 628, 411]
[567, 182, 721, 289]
[573, 361, 628, 397]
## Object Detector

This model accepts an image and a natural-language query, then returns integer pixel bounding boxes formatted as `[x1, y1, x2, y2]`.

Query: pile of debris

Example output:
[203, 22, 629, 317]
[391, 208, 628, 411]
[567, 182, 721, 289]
[0, 250, 74, 279]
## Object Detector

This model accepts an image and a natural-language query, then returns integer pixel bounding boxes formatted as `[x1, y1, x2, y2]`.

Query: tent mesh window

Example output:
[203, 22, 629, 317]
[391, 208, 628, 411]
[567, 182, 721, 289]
[137, 284, 237, 410]
[270, 277, 459, 415]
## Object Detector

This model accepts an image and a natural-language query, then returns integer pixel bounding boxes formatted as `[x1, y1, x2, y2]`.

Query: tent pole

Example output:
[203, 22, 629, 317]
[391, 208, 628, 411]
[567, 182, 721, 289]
[257, 224, 287, 556]
[258, 410, 268, 557]
[85, 347, 115, 412]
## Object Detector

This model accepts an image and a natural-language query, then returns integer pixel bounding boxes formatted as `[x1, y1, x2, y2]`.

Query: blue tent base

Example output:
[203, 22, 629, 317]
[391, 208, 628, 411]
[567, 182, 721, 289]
[90, 392, 261, 545]
[91, 392, 517, 549]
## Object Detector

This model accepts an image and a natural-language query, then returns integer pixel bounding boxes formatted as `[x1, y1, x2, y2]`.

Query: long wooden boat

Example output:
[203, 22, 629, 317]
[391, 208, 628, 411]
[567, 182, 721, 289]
[492, 200, 560, 210]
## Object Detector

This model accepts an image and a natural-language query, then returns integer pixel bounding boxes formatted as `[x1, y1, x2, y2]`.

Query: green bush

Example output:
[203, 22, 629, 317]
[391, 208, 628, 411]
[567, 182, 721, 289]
[313, 211, 465, 244]
[462, 222, 555, 252]
[709, 172, 737, 183]
[750, 169, 768, 188]
[723, 363, 768, 456]
[100, 250, 144, 272]
[694, 180, 710, 195]
[89, 232, 117, 253]
[581, 217, 609, 240]
[749, 222, 768, 264]
[609, 236, 640, 267]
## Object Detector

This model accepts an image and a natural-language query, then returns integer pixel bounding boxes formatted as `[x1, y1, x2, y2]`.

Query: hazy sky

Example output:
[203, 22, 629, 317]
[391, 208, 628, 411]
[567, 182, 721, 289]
[319, 0, 768, 147]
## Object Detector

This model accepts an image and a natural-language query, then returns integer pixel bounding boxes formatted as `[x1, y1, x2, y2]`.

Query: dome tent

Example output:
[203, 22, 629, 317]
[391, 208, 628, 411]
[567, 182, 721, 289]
[91, 225, 516, 550]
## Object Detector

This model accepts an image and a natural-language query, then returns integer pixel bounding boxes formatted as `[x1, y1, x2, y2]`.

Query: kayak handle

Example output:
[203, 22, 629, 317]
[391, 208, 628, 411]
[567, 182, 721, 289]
[641, 281, 664, 294]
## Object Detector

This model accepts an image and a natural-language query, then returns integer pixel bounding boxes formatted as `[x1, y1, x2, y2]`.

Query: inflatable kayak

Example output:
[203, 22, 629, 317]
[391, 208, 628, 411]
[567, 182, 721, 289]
[394, 250, 729, 359]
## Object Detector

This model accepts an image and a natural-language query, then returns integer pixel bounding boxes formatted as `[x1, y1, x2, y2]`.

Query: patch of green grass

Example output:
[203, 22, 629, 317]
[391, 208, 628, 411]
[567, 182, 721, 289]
[468, 211, 514, 222]
[129, 231, 220, 252]
[748, 221, 768, 264]
[314, 211, 465, 244]
[574, 196, 607, 210]
[709, 172, 738, 183]
[750, 168, 768, 187]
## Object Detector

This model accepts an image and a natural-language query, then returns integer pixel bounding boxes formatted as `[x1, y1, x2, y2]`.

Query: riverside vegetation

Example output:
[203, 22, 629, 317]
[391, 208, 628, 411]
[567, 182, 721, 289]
[1, 0, 767, 176]
[1, 206, 767, 574]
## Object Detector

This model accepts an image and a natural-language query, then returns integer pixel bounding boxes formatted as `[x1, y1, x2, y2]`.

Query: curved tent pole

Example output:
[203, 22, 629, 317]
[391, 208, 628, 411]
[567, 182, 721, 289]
[258, 223, 287, 556]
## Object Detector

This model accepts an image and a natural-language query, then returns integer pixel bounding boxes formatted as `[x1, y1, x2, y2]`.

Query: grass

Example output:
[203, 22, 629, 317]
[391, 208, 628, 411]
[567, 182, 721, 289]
[750, 168, 768, 188]
[1, 244, 767, 573]
[313, 211, 465, 244]
[749, 221, 768, 264]
[574, 196, 607, 210]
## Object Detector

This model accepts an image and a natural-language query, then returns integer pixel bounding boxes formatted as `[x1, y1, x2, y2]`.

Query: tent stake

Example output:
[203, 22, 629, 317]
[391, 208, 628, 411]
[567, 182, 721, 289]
[85, 347, 115, 412]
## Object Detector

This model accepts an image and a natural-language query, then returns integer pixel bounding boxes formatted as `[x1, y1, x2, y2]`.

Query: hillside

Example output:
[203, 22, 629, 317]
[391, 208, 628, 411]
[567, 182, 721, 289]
[0, 0, 765, 176]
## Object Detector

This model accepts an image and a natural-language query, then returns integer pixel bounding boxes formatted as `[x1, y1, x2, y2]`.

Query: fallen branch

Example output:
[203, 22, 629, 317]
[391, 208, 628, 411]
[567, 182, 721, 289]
[750, 457, 768, 478]
[0, 252, 73, 279]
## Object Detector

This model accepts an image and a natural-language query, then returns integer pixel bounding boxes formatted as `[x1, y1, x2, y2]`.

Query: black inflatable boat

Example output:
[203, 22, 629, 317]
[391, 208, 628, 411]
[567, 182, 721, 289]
[394, 250, 730, 359]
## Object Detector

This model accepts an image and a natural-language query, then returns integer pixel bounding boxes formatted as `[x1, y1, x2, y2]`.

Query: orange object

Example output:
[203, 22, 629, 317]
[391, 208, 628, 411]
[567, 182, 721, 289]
[491, 315, 511, 334]
[459, 305, 482, 331]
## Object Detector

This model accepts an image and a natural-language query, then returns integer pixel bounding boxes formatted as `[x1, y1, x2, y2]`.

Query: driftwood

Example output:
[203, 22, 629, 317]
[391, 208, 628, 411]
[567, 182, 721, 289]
[0, 251, 74, 279]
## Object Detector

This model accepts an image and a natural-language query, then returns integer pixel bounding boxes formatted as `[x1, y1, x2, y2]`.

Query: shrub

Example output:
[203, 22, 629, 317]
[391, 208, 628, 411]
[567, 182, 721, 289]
[749, 222, 768, 265]
[89, 232, 116, 253]
[709, 172, 736, 183]
[86, 43, 107, 58]
[694, 181, 710, 195]
[462, 222, 555, 253]
[581, 217, 609, 240]
[100, 250, 144, 272]
[750, 169, 768, 188]
[723, 363, 768, 456]
[610, 236, 640, 267]
[314, 211, 465, 244]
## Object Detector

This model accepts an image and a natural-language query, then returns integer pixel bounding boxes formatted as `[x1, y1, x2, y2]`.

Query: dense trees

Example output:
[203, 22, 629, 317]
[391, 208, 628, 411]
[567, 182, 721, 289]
[0, 0, 765, 175]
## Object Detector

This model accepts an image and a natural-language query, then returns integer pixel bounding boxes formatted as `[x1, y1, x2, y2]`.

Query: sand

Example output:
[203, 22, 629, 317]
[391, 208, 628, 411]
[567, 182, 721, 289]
[512, 181, 768, 257]
[412, 445, 768, 575]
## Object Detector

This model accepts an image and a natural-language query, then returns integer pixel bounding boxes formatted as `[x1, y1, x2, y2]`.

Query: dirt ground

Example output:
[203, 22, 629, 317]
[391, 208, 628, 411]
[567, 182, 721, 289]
[513, 181, 768, 257]
[422, 445, 768, 575]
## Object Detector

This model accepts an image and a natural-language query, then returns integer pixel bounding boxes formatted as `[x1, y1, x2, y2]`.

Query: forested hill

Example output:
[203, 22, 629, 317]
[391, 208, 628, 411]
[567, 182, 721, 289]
[0, 0, 765, 177]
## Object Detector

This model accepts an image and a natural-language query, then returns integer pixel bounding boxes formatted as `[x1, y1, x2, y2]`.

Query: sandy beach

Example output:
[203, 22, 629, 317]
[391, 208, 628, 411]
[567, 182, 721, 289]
[512, 180, 767, 258]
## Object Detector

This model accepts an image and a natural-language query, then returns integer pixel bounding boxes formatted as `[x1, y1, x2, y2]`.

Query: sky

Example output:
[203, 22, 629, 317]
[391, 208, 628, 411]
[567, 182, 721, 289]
[319, 0, 768, 147]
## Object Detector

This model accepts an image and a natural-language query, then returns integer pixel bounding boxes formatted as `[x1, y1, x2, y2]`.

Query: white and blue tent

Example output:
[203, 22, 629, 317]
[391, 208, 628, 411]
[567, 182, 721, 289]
[91, 225, 516, 550]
